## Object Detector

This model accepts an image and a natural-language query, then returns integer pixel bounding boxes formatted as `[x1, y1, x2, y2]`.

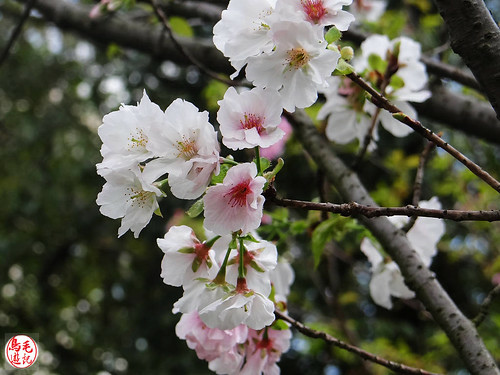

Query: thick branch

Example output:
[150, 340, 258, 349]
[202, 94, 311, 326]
[275, 311, 441, 375]
[286, 109, 499, 375]
[264, 189, 500, 222]
[432, 0, 500, 119]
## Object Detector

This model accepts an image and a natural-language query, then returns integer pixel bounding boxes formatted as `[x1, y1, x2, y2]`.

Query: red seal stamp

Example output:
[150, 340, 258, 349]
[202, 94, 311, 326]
[4, 335, 38, 369]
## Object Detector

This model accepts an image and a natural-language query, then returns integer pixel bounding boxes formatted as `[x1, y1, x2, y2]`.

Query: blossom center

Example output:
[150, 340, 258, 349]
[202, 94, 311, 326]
[286, 48, 310, 70]
[301, 0, 327, 24]
[240, 113, 264, 134]
[128, 129, 148, 150]
[126, 187, 153, 208]
[176, 137, 198, 160]
[225, 180, 251, 207]
[194, 243, 210, 261]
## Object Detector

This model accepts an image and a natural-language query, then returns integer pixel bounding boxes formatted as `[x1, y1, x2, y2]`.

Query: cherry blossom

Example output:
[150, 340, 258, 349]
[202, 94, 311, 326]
[239, 328, 292, 375]
[213, 0, 276, 77]
[198, 277, 276, 330]
[317, 76, 375, 149]
[97, 90, 166, 170]
[274, 0, 354, 29]
[217, 87, 284, 150]
[157, 225, 220, 287]
[145, 98, 220, 200]
[175, 312, 248, 375]
[260, 117, 293, 160]
[360, 238, 415, 309]
[225, 237, 278, 296]
[204, 163, 266, 236]
[245, 20, 340, 112]
[96, 165, 165, 238]
[361, 197, 445, 308]
[349, 0, 386, 22]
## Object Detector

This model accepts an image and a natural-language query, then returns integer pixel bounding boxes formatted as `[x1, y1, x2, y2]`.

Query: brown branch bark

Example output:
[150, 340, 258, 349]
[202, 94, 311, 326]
[264, 188, 500, 221]
[432, 0, 500, 120]
[285, 109, 500, 375]
[347, 72, 500, 194]
[275, 311, 441, 375]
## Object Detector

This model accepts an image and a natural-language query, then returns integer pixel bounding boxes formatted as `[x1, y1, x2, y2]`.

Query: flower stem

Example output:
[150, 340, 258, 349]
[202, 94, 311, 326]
[255, 147, 262, 175]
[238, 237, 246, 279]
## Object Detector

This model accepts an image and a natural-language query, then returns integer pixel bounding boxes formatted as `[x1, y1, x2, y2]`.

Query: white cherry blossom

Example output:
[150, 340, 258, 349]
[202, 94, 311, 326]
[217, 87, 284, 150]
[245, 20, 340, 112]
[96, 165, 165, 238]
[349, 0, 386, 22]
[213, 0, 276, 77]
[145, 98, 220, 200]
[361, 197, 445, 309]
[97, 90, 166, 170]
[157, 225, 220, 287]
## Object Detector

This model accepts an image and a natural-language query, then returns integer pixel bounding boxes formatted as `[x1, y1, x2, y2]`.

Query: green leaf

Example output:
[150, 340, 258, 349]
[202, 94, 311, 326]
[254, 156, 271, 172]
[311, 218, 337, 268]
[271, 319, 290, 330]
[333, 59, 355, 76]
[211, 163, 231, 184]
[368, 53, 387, 73]
[389, 75, 405, 90]
[169, 16, 194, 37]
[325, 26, 342, 44]
[154, 207, 163, 217]
[186, 198, 204, 218]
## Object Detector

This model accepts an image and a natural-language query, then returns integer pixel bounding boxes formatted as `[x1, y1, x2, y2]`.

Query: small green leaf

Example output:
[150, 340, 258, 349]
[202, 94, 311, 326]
[333, 59, 355, 75]
[254, 156, 271, 172]
[311, 218, 337, 268]
[154, 207, 163, 217]
[389, 75, 405, 90]
[192, 258, 202, 272]
[368, 53, 387, 73]
[325, 26, 342, 44]
[169, 16, 194, 37]
[186, 198, 204, 218]
[272, 319, 290, 330]
[392, 112, 408, 121]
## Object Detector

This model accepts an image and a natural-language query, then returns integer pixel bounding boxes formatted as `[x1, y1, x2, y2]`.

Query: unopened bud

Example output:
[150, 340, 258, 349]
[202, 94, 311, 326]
[340, 46, 354, 61]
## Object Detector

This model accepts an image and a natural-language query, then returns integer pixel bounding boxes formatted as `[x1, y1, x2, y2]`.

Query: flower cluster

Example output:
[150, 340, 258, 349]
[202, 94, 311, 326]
[318, 34, 430, 150]
[96, 92, 220, 238]
[214, 0, 355, 112]
[360, 197, 445, 309]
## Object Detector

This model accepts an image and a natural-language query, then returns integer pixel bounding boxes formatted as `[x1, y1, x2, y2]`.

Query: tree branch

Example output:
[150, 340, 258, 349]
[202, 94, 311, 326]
[275, 311, 441, 375]
[473, 284, 500, 327]
[264, 187, 500, 222]
[432, 0, 500, 120]
[347, 72, 500, 194]
[285, 109, 500, 375]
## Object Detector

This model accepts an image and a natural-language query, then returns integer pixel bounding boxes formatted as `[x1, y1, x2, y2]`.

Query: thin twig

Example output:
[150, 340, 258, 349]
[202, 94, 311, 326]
[403, 140, 437, 232]
[149, 0, 237, 87]
[264, 187, 500, 222]
[275, 311, 441, 375]
[472, 284, 500, 327]
[0, 0, 37, 68]
[353, 106, 380, 168]
[346, 72, 500, 194]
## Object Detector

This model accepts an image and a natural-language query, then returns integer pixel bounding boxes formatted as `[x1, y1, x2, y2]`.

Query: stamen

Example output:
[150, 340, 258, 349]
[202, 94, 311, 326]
[286, 48, 310, 70]
[240, 113, 264, 133]
[225, 181, 251, 207]
[301, 0, 327, 24]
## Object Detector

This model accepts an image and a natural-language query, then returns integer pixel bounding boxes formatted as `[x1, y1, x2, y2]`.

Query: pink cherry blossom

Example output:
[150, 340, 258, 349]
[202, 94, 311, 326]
[204, 163, 266, 235]
[260, 117, 293, 160]
[240, 328, 292, 375]
[217, 87, 284, 150]
[176, 312, 248, 374]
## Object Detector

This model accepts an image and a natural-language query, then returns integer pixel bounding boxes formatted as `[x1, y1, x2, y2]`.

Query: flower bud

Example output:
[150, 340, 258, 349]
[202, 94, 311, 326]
[340, 46, 354, 61]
